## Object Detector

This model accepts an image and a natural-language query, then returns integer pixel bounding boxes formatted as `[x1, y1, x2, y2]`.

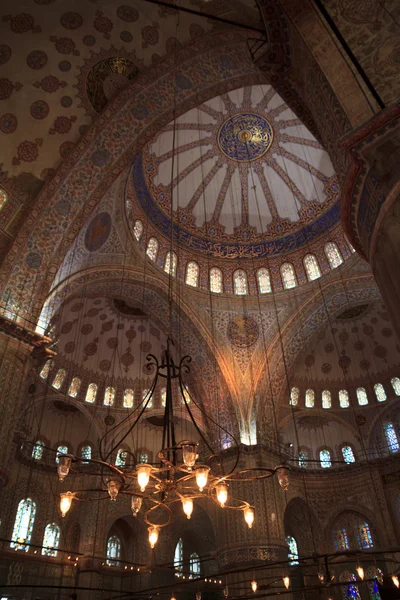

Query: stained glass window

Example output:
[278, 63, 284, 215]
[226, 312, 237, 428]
[161, 387, 166, 407]
[115, 449, 127, 467]
[281, 263, 297, 289]
[339, 571, 360, 600]
[190, 552, 201, 578]
[164, 251, 177, 277]
[133, 220, 143, 241]
[146, 237, 158, 261]
[339, 390, 350, 408]
[68, 377, 81, 398]
[342, 446, 355, 464]
[42, 523, 60, 557]
[299, 450, 308, 468]
[366, 566, 382, 600]
[385, 422, 399, 453]
[85, 383, 97, 403]
[304, 254, 321, 281]
[0, 188, 8, 212]
[11, 498, 36, 551]
[286, 536, 299, 565]
[325, 242, 343, 269]
[32, 441, 44, 460]
[104, 386, 115, 406]
[374, 383, 387, 402]
[290, 387, 299, 407]
[305, 389, 314, 408]
[322, 390, 331, 409]
[257, 268, 272, 293]
[391, 377, 400, 396]
[106, 535, 121, 566]
[233, 269, 248, 295]
[81, 445, 91, 463]
[143, 388, 152, 408]
[355, 522, 373, 549]
[174, 538, 183, 573]
[334, 528, 349, 551]
[356, 387, 368, 406]
[40, 360, 52, 380]
[210, 267, 223, 293]
[186, 262, 199, 287]
[56, 445, 68, 464]
[320, 449, 331, 468]
[123, 389, 134, 408]
[139, 453, 148, 464]
[52, 368, 66, 390]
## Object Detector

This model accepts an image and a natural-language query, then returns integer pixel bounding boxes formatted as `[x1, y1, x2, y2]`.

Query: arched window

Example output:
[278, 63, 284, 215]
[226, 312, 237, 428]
[123, 389, 134, 408]
[304, 254, 321, 281]
[385, 422, 399, 453]
[305, 389, 314, 408]
[257, 268, 271, 294]
[139, 453, 148, 464]
[133, 220, 143, 241]
[286, 536, 299, 565]
[210, 267, 223, 293]
[339, 389, 350, 408]
[342, 446, 355, 464]
[81, 445, 91, 464]
[85, 383, 97, 404]
[42, 523, 60, 557]
[233, 269, 248, 295]
[104, 386, 115, 407]
[52, 368, 66, 390]
[374, 383, 387, 402]
[161, 387, 166, 407]
[334, 528, 349, 551]
[322, 390, 331, 409]
[356, 387, 368, 406]
[182, 386, 191, 404]
[32, 440, 44, 460]
[391, 377, 400, 396]
[146, 237, 158, 261]
[11, 498, 36, 551]
[68, 377, 81, 398]
[115, 449, 127, 467]
[143, 388, 152, 408]
[281, 263, 297, 289]
[106, 535, 121, 567]
[164, 251, 177, 277]
[339, 572, 360, 600]
[299, 450, 308, 468]
[190, 552, 201, 578]
[355, 522, 373, 549]
[186, 262, 199, 287]
[0, 188, 8, 212]
[325, 242, 343, 269]
[40, 360, 52, 380]
[320, 449, 331, 468]
[56, 445, 68, 465]
[174, 538, 183, 574]
[366, 566, 382, 600]
[290, 387, 299, 407]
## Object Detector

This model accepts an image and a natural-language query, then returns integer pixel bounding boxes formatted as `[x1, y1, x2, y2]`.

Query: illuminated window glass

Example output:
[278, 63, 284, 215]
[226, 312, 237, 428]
[139, 453, 148, 464]
[81, 445, 91, 463]
[142, 388, 152, 408]
[161, 387, 166, 407]
[342, 446, 355, 464]
[68, 377, 81, 398]
[186, 262, 199, 287]
[40, 360, 52, 380]
[391, 377, 400, 396]
[322, 390, 331, 409]
[356, 387, 368, 406]
[164, 251, 177, 277]
[146, 238, 158, 261]
[174, 538, 183, 573]
[339, 572, 360, 600]
[299, 450, 308, 468]
[210, 267, 223, 293]
[190, 552, 201, 578]
[42, 523, 60, 557]
[123, 389, 134, 408]
[52, 368, 66, 390]
[374, 383, 387, 402]
[257, 268, 271, 294]
[281, 263, 297, 289]
[304, 254, 321, 281]
[85, 383, 97, 403]
[305, 389, 314, 408]
[104, 386, 115, 407]
[325, 242, 343, 269]
[0, 188, 8, 212]
[334, 529, 349, 551]
[115, 449, 127, 467]
[133, 220, 143, 241]
[32, 441, 44, 460]
[366, 566, 382, 600]
[355, 522, 373, 549]
[286, 536, 299, 565]
[339, 389, 350, 408]
[56, 445, 68, 464]
[233, 269, 248, 295]
[320, 449, 331, 468]
[290, 387, 299, 406]
[182, 386, 191, 404]
[385, 422, 399, 453]
[106, 535, 121, 567]
[11, 498, 36, 551]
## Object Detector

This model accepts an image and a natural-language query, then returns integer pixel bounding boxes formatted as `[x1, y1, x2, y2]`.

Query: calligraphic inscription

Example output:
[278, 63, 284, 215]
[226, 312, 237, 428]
[218, 113, 273, 162]
[227, 315, 259, 348]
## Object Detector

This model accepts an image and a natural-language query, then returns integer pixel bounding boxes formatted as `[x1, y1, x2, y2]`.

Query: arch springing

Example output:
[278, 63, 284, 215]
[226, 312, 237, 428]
[304, 254, 321, 281]
[186, 262, 199, 287]
[325, 242, 343, 269]
[257, 268, 271, 293]
[233, 269, 248, 295]
[281, 262, 297, 289]
[106, 535, 121, 566]
[210, 267, 223, 293]
[11, 498, 36, 551]
[42, 523, 60, 557]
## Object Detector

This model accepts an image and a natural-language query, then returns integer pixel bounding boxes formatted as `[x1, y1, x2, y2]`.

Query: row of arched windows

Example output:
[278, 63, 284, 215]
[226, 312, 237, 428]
[31, 441, 150, 467]
[11, 498, 59, 554]
[290, 379, 400, 408]
[134, 220, 351, 294]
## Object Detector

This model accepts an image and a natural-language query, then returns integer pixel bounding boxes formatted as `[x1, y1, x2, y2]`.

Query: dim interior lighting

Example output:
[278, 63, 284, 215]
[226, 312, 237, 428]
[170, 594, 176, 600]
[318, 570, 324, 583]
[60, 492, 75, 517]
[392, 574, 400, 588]
[356, 565, 364, 580]
[195, 466, 209, 492]
[182, 442, 198, 470]
[223, 585, 229, 598]
[137, 464, 152, 492]
[182, 497, 194, 519]
[277, 466, 289, 491]
[131, 495, 142, 517]
[196, 592, 202, 600]
[244, 506, 255, 529]
[216, 482, 228, 507]
[283, 576, 290, 589]
[57, 455, 72, 481]
[107, 480, 120, 501]
[251, 580, 257, 593]
[148, 525, 159, 548]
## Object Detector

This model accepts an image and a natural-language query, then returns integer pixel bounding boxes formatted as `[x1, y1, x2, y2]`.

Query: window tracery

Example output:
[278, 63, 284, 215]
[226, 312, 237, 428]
[366, 566, 382, 600]
[391, 377, 400, 396]
[174, 538, 183, 574]
[56, 445, 68, 463]
[233, 269, 248, 295]
[123, 389, 134, 408]
[32, 441, 44, 460]
[164, 251, 177, 277]
[11, 498, 36, 551]
[325, 242, 343, 269]
[81, 445, 91, 463]
[339, 389, 350, 408]
[139, 453, 148, 464]
[305, 389, 314, 408]
[342, 446, 355, 464]
[190, 552, 201, 578]
[146, 238, 158, 261]
[115, 449, 127, 467]
[106, 535, 121, 566]
[281, 262, 297, 289]
[210, 267, 223, 293]
[334, 528, 349, 551]
[339, 571, 360, 600]
[322, 390, 331, 409]
[290, 387, 299, 407]
[42, 523, 60, 557]
[85, 383, 97, 403]
[52, 368, 66, 390]
[257, 268, 271, 293]
[355, 522, 373, 549]
[374, 383, 386, 402]
[304, 254, 321, 281]
[104, 386, 115, 407]
[68, 377, 81, 398]
[320, 449, 331, 468]
[133, 220, 143, 241]
[186, 262, 199, 287]
[356, 387, 368, 406]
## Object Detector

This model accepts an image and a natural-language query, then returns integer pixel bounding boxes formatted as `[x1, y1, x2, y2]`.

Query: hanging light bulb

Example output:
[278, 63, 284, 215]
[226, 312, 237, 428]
[182, 442, 198, 470]
[223, 585, 229, 598]
[182, 497, 194, 519]
[170, 595, 176, 600]
[216, 482, 228, 507]
[283, 576, 290, 590]
[251, 580, 257, 593]
[137, 464, 152, 492]
[392, 574, 399, 588]
[57, 455, 72, 482]
[60, 492, 74, 517]
[317, 570, 325, 583]
[356, 565, 364, 580]
[148, 525, 159, 548]
[244, 506, 255, 529]
[195, 466, 209, 492]
[196, 592, 201, 600]
[107, 480, 120, 501]
[131, 495, 142, 517]
[278, 466, 289, 491]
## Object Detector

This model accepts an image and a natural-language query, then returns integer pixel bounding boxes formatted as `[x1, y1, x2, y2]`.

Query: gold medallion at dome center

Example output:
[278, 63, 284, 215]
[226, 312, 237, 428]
[238, 130, 252, 143]
[218, 113, 274, 162]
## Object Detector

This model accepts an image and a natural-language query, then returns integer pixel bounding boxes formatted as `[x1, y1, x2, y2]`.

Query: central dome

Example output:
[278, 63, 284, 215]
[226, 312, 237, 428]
[218, 113, 274, 162]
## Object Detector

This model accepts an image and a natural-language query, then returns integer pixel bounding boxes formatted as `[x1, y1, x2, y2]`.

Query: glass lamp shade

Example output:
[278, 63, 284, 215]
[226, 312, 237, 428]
[223, 586, 229, 598]
[137, 464, 152, 492]
[283, 576, 290, 590]
[244, 506, 255, 529]
[182, 497, 194, 519]
[57, 455, 72, 481]
[182, 443, 198, 470]
[195, 466, 210, 492]
[216, 482, 228, 507]
[107, 480, 120, 501]
[131, 495, 142, 517]
[392, 575, 399, 588]
[251, 580, 257, 593]
[278, 467, 289, 491]
[196, 592, 201, 600]
[356, 566, 364, 580]
[60, 491, 74, 517]
[148, 526, 159, 548]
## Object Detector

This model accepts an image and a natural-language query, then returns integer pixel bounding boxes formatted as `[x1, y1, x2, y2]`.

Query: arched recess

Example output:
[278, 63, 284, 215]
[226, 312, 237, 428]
[368, 403, 400, 457]
[105, 515, 148, 566]
[284, 497, 321, 556]
[326, 508, 380, 552]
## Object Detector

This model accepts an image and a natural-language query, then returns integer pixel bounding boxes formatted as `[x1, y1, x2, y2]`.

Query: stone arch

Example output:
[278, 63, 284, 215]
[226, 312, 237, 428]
[284, 496, 321, 556]
[327, 507, 380, 552]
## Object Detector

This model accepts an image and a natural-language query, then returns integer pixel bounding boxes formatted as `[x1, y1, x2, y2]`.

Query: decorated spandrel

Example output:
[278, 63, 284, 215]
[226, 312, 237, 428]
[146, 238, 158, 261]
[304, 254, 321, 281]
[123, 389, 134, 408]
[233, 269, 248, 295]
[85, 383, 97, 404]
[68, 377, 81, 398]
[210, 267, 223, 293]
[257, 268, 271, 293]
[106, 535, 121, 566]
[42, 523, 60, 557]
[186, 261, 199, 287]
[325, 242, 343, 269]
[11, 498, 36, 551]
[281, 263, 297, 289]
